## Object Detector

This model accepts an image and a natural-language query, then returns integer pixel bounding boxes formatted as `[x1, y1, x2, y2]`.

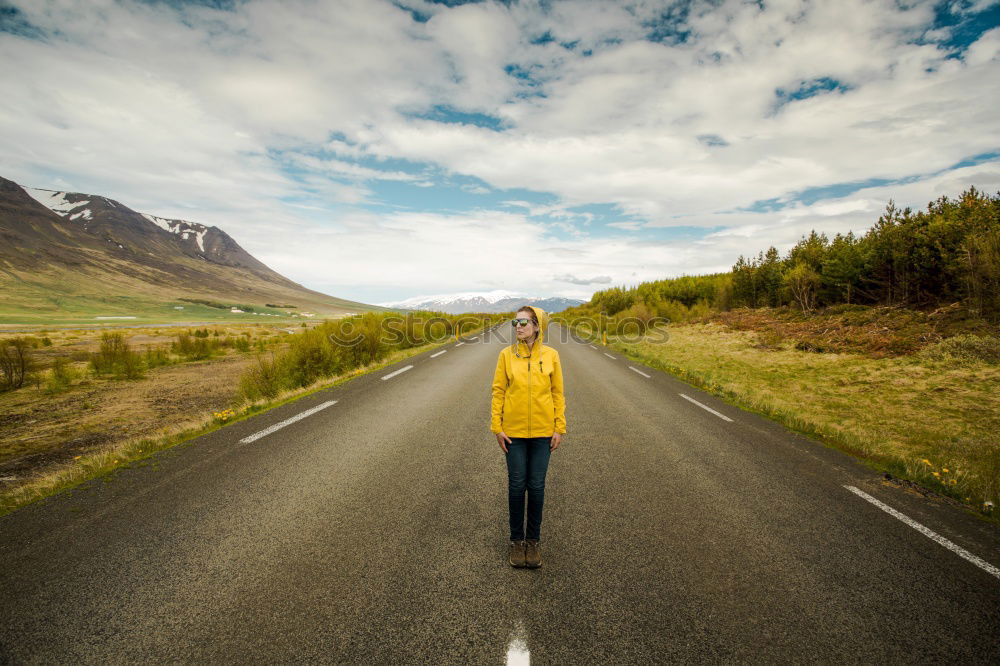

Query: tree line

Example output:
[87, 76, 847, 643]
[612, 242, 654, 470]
[578, 187, 999, 323]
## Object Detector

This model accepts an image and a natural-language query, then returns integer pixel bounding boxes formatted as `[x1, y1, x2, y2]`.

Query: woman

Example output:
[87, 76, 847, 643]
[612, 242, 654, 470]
[490, 305, 567, 569]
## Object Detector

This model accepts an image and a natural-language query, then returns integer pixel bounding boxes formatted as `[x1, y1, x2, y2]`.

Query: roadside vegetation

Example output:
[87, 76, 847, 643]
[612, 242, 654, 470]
[0, 310, 494, 516]
[555, 187, 999, 524]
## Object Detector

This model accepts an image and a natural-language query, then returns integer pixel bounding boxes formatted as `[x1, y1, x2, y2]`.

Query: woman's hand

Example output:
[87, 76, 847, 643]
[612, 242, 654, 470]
[550, 432, 562, 451]
[496, 431, 512, 453]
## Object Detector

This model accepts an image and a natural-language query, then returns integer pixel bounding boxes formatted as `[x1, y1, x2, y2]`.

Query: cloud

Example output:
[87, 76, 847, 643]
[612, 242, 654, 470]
[552, 273, 613, 285]
[1, 0, 997, 304]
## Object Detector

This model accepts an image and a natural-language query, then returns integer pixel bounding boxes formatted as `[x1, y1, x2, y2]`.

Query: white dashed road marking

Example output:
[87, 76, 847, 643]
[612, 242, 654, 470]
[628, 366, 651, 378]
[603, 352, 616, 359]
[506, 618, 530, 665]
[239, 400, 338, 444]
[456, 342, 465, 346]
[678, 393, 734, 422]
[430, 350, 447, 358]
[381, 365, 413, 380]
[844, 486, 1000, 579]
[589, 345, 597, 349]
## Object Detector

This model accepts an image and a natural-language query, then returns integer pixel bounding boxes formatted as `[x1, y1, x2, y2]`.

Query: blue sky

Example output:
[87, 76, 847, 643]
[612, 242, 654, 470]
[1, 0, 998, 305]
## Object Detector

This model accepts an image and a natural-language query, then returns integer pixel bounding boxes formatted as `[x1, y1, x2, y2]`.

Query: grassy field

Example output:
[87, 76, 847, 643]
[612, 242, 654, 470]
[0, 295, 326, 328]
[0, 264, 385, 327]
[0, 323, 294, 472]
[0, 320, 484, 516]
[593, 312, 999, 526]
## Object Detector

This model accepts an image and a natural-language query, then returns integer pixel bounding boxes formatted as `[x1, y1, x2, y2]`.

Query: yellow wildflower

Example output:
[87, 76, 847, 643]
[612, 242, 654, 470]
[942, 468, 949, 473]
[932, 472, 940, 477]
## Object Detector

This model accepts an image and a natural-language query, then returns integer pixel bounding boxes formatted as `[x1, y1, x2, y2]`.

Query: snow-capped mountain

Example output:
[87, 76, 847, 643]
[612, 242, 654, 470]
[21, 186, 276, 274]
[0, 176, 382, 317]
[378, 290, 585, 314]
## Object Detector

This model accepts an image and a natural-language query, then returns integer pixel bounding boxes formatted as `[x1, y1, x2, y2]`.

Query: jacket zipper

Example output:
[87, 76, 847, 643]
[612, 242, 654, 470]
[527, 351, 532, 437]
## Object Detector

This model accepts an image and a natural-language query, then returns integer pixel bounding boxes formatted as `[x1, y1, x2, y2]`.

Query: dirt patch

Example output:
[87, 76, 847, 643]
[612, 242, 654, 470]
[0, 348, 271, 483]
[704, 303, 999, 358]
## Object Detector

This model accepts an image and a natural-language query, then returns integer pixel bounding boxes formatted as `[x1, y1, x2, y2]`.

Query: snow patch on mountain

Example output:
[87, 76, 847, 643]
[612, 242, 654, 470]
[141, 213, 208, 252]
[25, 188, 92, 221]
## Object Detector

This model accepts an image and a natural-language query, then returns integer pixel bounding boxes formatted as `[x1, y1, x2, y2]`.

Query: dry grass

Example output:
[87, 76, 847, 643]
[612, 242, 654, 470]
[0, 324, 472, 516]
[0, 324, 304, 493]
[609, 320, 1000, 524]
[703, 302, 998, 357]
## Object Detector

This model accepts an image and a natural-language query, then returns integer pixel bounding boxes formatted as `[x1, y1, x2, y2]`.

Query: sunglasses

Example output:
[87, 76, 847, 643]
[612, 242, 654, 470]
[511, 318, 535, 327]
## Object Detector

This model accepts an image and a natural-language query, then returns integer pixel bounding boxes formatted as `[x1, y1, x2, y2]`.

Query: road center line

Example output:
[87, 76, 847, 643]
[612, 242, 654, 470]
[628, 366, 651, 378]
[239, 400, 338, 444]
[455, 342, 465, 346]
[381, 365, 413, 380]
[678, 393, 734, 422]
[603, 352, 616, 359]
[430, 350, 447, 358]
[506, 618, 530, 665]
[589, 345, 597, 349]
[844, 486, 999, 579]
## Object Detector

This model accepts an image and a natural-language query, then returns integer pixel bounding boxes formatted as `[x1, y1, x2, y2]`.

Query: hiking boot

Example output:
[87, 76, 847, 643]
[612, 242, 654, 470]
[524, 539, 541, 568]
[508, 540, 526, 568]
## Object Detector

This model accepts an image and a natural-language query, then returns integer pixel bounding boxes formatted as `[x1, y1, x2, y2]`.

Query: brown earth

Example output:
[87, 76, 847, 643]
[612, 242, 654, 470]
[701, 302, 999, 357]
[0, 328, 289, 484]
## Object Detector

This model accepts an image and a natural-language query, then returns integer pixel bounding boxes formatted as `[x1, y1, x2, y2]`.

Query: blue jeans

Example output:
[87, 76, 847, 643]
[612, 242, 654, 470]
[505, 436, 553, 541]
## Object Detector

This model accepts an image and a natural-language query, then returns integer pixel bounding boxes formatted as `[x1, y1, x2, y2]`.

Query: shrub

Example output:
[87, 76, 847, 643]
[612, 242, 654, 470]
[224, 335, 251, 352]
[0, 337, 36, 391]
[172, 332, 221, 360]
[89, 332, 145, 379]
[45, 357, 78, 394]
[238, 352, 284, 402]
[918, 335, 1000, 365]
[143, 345, 173, 369]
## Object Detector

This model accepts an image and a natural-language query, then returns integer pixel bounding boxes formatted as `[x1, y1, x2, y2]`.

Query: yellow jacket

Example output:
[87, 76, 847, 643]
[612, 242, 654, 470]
[490, 305, 567, 437]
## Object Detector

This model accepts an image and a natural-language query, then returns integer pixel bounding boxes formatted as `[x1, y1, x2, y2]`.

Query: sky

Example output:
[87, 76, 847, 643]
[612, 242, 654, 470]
[1, 0, 998, 306]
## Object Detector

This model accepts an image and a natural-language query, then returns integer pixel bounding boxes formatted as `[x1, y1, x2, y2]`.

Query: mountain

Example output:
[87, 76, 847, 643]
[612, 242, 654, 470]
[378, 290, 586, 314]
[0, 176, 387, 323]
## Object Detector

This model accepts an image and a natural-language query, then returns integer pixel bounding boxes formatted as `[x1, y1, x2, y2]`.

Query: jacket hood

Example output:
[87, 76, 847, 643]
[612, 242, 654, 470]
[513, 304, 546, 356]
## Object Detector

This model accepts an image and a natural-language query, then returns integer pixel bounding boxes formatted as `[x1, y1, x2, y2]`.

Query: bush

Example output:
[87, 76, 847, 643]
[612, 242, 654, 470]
[172, 332, 221, 360]
[1, 337, 36, 391]
[143, 345, 173, 369]
[235, 311, 492, 405]
[918, 335, 1000, 365]
[238, 352, 284, 402]
[280, 329, 344, 389]
[225, 335, 251, 352]
[89, 332, 145, 379]
[45, 357, 78, 394]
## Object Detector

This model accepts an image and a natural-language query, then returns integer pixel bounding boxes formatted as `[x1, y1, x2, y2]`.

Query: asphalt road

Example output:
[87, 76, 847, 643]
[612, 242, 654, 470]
[1, 323, 998, 664]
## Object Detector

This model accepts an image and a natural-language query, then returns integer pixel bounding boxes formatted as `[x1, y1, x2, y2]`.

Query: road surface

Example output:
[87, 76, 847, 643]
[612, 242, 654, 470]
[1, 323, 998, 663]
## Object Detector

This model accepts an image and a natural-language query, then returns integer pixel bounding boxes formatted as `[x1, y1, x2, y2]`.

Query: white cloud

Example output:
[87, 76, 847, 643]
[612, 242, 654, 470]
[1, 0, 997, 304]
